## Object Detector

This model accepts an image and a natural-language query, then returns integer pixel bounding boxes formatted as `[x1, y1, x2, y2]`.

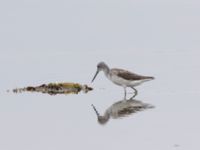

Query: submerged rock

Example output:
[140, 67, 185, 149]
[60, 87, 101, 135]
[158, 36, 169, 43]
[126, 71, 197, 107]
[13, 82, 93, 95]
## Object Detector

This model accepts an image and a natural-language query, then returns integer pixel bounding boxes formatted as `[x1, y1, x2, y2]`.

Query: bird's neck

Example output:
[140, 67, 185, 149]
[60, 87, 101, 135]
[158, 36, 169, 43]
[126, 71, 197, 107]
[102, 65, 110, 78]
[104, 113, 110, 121]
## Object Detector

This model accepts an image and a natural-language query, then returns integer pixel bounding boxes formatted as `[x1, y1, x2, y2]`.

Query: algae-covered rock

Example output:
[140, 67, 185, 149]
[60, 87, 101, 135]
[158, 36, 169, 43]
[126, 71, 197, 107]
[13, 82, 93, 95]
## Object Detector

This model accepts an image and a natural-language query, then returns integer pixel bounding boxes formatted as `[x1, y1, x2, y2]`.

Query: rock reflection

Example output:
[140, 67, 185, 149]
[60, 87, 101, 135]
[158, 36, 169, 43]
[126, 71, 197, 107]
[92, 99, 154, 125]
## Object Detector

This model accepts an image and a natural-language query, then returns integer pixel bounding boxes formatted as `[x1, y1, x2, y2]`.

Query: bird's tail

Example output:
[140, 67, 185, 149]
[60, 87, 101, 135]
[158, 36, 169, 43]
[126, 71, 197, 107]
[148, 76, 155, 80]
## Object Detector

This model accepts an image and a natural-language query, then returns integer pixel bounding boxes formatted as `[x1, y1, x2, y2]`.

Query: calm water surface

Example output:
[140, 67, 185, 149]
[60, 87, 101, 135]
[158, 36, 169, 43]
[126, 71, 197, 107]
[0, 49, 199, 150]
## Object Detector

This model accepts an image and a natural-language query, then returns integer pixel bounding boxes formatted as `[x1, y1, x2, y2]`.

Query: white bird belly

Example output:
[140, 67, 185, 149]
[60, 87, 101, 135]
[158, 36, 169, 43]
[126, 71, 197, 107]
[109, 75, 151, 87]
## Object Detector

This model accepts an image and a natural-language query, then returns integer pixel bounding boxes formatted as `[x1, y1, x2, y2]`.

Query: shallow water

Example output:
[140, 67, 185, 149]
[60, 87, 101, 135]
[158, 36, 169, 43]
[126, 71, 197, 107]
[0, 49, 199, 150]
[1, 0, 200, 149]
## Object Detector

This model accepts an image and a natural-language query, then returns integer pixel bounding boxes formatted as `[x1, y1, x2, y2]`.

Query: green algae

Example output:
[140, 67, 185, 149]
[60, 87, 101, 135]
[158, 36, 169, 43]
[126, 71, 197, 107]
[13, 82, 93, 95]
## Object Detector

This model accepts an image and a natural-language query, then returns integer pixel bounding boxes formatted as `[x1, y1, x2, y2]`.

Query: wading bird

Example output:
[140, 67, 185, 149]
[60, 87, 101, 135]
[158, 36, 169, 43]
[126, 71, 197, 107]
[91, 62, 154, 98]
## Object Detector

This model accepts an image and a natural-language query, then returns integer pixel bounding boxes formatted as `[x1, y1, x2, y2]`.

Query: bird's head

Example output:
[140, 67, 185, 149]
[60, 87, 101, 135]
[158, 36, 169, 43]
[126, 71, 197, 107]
[91, 104, 109, 125]
[91, 62, 109, 82]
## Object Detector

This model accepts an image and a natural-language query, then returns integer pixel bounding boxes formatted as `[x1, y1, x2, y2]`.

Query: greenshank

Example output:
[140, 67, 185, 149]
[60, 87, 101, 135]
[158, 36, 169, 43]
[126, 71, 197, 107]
[91, 62, 154, 98]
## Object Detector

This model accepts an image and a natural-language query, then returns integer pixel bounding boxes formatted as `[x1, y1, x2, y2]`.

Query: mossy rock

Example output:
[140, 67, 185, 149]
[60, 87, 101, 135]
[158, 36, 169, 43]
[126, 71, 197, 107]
[13, 82, 93, 95]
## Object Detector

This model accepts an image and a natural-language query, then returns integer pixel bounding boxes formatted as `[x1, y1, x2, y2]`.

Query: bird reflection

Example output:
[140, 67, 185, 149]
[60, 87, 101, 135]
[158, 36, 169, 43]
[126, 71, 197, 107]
[91, 99, 154, 125]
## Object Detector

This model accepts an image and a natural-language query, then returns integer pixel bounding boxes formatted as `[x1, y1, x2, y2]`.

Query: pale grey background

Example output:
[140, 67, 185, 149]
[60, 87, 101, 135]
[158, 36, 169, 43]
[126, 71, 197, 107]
[0, 0, 200, 150]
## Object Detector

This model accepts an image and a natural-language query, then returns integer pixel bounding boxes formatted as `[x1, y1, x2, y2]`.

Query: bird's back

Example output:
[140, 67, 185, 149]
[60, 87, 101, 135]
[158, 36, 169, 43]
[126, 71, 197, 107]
[111, 68, 154, 81]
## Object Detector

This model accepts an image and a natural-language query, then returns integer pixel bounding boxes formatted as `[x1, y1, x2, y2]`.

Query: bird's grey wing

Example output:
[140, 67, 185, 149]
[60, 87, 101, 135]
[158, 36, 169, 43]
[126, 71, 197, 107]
[112, 68, 154, 80]
[117, 100, 154, 117]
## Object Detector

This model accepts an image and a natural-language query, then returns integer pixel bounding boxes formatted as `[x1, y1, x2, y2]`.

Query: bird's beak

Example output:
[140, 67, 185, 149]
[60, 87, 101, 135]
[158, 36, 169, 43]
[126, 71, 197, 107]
[91, 70, 99, 82]
[91, 104, 100, 117]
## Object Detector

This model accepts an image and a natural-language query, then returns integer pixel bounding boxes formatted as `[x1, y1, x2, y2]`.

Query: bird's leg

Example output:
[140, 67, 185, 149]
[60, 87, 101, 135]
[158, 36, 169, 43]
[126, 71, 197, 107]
[130, 87, 138, 99]
[123, 87, 127, 100]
